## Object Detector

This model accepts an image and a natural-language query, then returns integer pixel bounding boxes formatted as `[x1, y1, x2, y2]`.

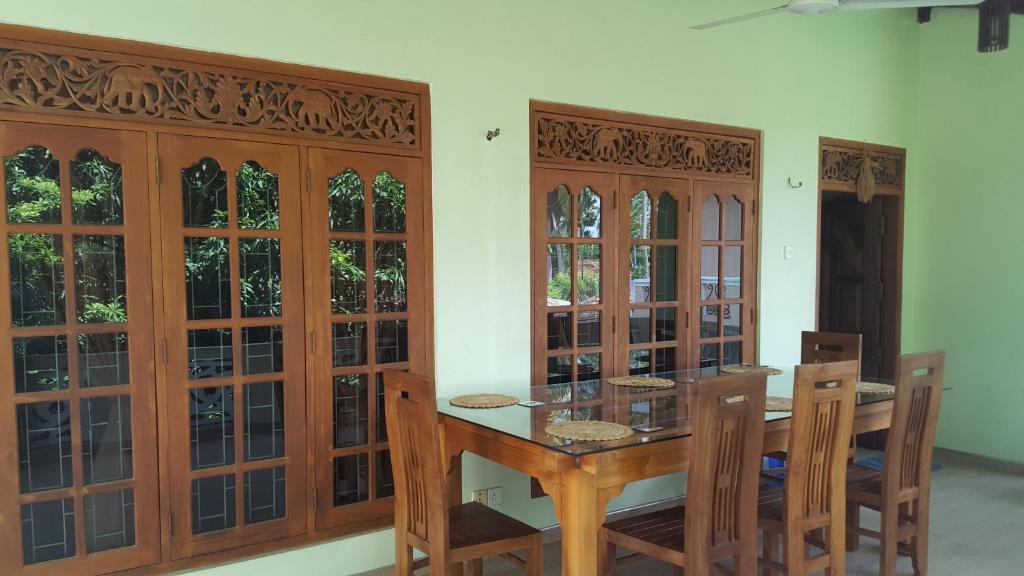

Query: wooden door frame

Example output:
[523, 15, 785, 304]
[815, 136, 906, 377]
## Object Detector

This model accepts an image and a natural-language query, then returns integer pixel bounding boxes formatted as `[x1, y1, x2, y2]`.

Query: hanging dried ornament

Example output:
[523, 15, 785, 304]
[857, 153, 877, 204]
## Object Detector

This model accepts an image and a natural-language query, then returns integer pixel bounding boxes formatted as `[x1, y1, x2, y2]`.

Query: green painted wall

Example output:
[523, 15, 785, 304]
[0, 1, 929, 573]
[906, 10, 1024, 463]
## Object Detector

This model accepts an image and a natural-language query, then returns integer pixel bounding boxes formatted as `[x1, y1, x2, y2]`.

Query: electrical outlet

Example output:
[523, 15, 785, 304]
[487, 487, 503, 507]
[784, 245, 794, 260]
[472, 489, 488, 505]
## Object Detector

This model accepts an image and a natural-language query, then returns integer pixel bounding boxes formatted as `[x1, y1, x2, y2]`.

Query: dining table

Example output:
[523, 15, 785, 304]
[437, 367, 897, 576]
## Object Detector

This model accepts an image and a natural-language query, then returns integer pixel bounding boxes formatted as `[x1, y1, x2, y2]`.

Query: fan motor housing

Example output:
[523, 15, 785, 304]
[790, 0, 841, 15]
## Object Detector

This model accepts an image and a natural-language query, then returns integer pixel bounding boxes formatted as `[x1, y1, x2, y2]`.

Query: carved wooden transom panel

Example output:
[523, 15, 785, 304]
[535, 113, 756, 179]
[820, 146, 903, 189]
[0, 41, 419, 148]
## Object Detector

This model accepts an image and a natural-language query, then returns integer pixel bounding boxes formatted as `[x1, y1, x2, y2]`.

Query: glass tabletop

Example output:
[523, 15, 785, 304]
[437, 366, 895, 456]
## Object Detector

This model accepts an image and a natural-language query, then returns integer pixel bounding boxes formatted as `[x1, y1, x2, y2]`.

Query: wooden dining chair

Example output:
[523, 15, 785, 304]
[383, 370, 544, 575]
[801, 331, 862, 366]
[759, 360, 858, 576]
[845, 351, 945, 576]
[599, 373, 768, 576]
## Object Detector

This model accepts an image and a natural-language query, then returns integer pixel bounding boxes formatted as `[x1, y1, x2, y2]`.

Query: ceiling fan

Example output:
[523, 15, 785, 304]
[690, 0, 984, 29]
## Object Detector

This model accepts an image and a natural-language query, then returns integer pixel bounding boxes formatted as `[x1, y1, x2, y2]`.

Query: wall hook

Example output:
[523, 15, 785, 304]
[787, 177, 803, 189]
[486, 128, 501, 141]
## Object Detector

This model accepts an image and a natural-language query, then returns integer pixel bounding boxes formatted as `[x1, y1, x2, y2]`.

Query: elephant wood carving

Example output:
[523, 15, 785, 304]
[683, 138, 708, 171]
[291, 88, 336, 131]
[103, 66, 163, 114]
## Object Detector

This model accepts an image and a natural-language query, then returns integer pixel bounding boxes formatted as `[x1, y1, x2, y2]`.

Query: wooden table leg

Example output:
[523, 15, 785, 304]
[547, 469, 623, 576]
[445, 452, 464, 576]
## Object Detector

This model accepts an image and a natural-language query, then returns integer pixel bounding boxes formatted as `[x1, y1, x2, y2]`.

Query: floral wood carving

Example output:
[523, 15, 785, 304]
[0, 44, 418, 147]
[820, 147, 903, 189]
[536, 114, 755, 178]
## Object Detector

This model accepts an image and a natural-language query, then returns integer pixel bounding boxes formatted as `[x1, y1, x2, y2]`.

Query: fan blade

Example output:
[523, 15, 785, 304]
[838, 0, 983, 10]
[690, 5, 790, 29]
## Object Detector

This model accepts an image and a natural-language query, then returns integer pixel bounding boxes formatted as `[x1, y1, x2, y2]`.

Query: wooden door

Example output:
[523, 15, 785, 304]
[618, 175, 691, 376]
[0, 122, 160, 574]
[157, 135, 306, 558]
[532, 168, 618, 384]
[308, 148, 426, 530]
[692, 181, 757, 368]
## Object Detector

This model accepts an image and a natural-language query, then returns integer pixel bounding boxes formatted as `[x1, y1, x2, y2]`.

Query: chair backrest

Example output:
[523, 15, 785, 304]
[801, 331, 862, 367]
[884, 351, 945, 495]
[685, 373, 767, 569]
[785, 360, 858, 524]
[383, 370, 448, 547]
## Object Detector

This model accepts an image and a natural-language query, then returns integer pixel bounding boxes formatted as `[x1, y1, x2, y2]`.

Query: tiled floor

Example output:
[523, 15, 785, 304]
[361, 449, 1024, 575]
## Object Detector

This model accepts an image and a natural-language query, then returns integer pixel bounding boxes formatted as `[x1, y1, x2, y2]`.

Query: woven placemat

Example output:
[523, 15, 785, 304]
[766, 396, 793, 412]
[607, 376, 676, 388]
[857, 382, 896, 395]
[545, 420, 634, 442]
[449, 394, 520, 409]
[721, 364, 784, 376]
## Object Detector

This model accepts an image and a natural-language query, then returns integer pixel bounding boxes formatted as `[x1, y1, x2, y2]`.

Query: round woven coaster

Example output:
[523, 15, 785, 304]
[857, 382, 896, 395]
[721, 364, 784, 376]
[766, 396, 793, 412]
[449, 394, 520, 409]
[607, 376, 675, 388]
[545, 420, 634, 442]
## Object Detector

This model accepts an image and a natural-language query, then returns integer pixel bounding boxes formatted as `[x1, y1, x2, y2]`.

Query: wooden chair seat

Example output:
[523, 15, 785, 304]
[604, 505, 687, 561]
[845, 464, 885, 504]
[755, 487, 785, 525]
[448, 502, 541, 559]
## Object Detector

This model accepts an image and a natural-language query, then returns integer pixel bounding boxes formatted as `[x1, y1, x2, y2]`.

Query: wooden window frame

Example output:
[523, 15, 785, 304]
[0, 24, 433, 576]
[530, 101, 762, 385]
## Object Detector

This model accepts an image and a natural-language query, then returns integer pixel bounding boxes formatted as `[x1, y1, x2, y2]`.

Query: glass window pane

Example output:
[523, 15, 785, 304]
[236, 161, 279, 230]
[373, 171, 406, 233]
[723, 341, 743, 367]
[546, 355, 572, 385]
[655, 246, 677, 302]
[577, 311, 600, 348]
[244, 381, 284, 462]
[330, 240, 367, 314]
[329, 169, 365, 232]
[334, 375, 368, 448]
[333, 453, 369, 507]
[547, 311, 572, 351]
[8, 233, 65, 327]
[72, 148, 123, 225]
[724, 304, 742, 337]
[244, 466, 286, 524]
[190, 386, 235, 470]
[655, 347, 676, 374]
[629, 245, 651, 303]
[577, 244, 600, 304]
[631, 191, 651, 239]
[332, 322, 367, 367]
[5, 146, 61, 224]
[81, 395, 133, 484]
[577, 186, 601, 238]
[656, 308, 677, 342]
[629, 309, 651, 344]
[18, 401, 73, 493]
[78, 333, 129, 388]
[376, 320, 408, 364]
[374, 241, 407, 313]
[14, 335, 69, 393]
[84, 489, 135, 553]
[628, 349, 651, 376]
[74, 235, 127, 324]
[700, 343, 720, 369]
[242, 326, 283, 375]
[656, 192, 677, 239]
[188, 329, 233, 380]
[724, 246, 742, 299]
[701, 304, 720, 339]
[546, 244, 572, 305]
[185, 237, 230, 320]
[376, 373, 388, 442]
[21, 498, 75, 564]
[578, 353, 601, 381]
[182, 158, 227, 228]
[240, 237, 281, 318]
[192, 474, 236, 534]
[724, 195, 743, 241]
[376, 451, 394, 498]
[701, 195, 720, 241]
[546, 185, 571, 238]
[701, 246, 719, 301]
